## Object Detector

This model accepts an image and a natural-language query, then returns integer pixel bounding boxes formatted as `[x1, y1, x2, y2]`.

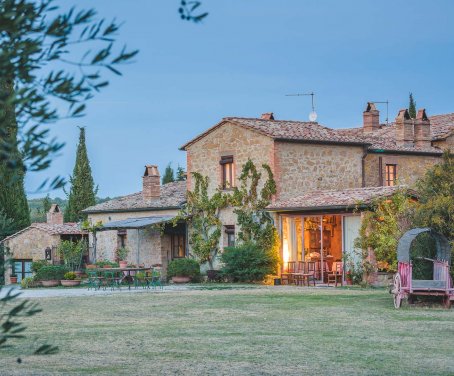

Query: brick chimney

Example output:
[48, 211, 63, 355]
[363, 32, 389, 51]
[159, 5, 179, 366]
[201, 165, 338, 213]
[363, 102, 380, 132]
[142, 165, 160, 200]
[414, 109, 431, 148]
[261, 112, 274, 120]
[395, 109, 414, 147]
[47, 204, 63, 225]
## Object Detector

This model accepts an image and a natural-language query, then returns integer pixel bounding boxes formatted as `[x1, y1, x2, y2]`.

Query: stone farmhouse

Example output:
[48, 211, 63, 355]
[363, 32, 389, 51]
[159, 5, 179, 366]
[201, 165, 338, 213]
[4, 103, 453, 284]
[1, 204, 86, 283]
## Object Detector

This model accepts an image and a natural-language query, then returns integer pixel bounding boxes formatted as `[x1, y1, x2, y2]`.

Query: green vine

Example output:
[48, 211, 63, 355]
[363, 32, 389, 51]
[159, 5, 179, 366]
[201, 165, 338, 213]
[174, 172, 228, 269]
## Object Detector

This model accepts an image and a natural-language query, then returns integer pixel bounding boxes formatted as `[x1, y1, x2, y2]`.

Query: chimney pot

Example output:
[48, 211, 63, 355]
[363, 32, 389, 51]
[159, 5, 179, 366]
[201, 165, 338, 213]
[414, 108, 431, 148]
[142, 165, 160, 200]
[261, 112, 274, 120]
[47, 204, 63, 225]
[363, 102, 380, 132]
[395, 109, 414, 147]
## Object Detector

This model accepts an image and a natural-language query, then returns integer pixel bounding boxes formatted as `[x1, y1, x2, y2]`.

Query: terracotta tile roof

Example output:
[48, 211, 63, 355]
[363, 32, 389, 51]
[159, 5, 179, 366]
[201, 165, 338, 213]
[336, 113, 454, 154]
[1, 222, 84, 243]
[180, 117, 368, 150]
[268, 186, 415, 211]
[180, 114, 453, 154]
[82, 181, 186, 214]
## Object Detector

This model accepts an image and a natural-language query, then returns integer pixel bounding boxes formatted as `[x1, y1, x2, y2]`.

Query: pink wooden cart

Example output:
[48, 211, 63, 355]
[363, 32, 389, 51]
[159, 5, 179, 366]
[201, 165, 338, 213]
[391, 228, 453, 309]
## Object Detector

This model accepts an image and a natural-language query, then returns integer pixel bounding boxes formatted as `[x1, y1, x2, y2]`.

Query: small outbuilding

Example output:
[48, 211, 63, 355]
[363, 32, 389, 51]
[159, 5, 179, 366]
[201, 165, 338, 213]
[1, 204, 86, 284]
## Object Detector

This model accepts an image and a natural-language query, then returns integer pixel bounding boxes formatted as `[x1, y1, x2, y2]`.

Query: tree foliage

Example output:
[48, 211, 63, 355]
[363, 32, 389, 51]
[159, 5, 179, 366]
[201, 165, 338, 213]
[409, 92, 417, 119]
[58, 239, 86, 272]
[64, 127, 97, 222]
[414, 151, 454, 242]
[0, 0, 138, 190]
[162, 163, 175, 185]
[355, 188, 417, 272]
[176, 165, 186, 181]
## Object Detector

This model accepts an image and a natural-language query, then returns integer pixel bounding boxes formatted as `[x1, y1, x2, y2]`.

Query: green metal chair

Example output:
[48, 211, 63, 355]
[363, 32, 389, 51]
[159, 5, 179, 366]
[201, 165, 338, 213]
[87, 270, 101, 290]
[133, 271, 147, 289]
[102, 271, 120, 290]
[150, 268, 163, 290]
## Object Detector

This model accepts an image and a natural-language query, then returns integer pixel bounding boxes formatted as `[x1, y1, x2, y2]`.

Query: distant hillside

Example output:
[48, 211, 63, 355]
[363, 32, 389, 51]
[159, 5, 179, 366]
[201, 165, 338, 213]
[28, 196, 115, 223]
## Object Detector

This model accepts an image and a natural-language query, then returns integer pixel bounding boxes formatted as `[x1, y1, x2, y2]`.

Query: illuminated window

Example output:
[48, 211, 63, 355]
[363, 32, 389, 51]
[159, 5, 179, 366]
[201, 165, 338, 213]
[220, 155, 235, 189]
[171, 234, 185, 258]
[385, 164, 397, 186]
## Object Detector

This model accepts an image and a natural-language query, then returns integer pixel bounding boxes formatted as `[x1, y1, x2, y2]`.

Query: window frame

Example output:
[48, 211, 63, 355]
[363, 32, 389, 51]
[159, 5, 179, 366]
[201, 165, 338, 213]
[220, 155, 235, 190]
[225, 225, 235, 248]
[12, 259, 33, 282]
[385, 164, 397, 186]
[171, 234, 186, 259]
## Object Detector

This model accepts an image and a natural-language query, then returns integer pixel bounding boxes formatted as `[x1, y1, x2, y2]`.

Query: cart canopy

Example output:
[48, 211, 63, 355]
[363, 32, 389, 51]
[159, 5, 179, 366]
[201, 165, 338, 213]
[397, 228, 451, 264]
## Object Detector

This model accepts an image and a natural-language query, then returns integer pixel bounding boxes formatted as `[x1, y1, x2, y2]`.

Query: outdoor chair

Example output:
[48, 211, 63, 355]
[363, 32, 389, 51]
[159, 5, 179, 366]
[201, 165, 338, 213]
[150, 268, 163, 290]
[87, 270, 101, 290]
[294, 261, 305, 286]
[102, 271, 121, 291]
[327, 262, 343, 287]
[134, 272, 148, 289]
[302, 261, 316, 287]
[281, 261, 296, 285]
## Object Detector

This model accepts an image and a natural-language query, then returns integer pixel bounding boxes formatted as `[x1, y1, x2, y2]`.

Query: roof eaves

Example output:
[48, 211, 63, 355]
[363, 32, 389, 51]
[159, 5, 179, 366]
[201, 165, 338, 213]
[274, 138, 369, 147]
[82, 205, 183, 215]
[368, 148, 443, 156]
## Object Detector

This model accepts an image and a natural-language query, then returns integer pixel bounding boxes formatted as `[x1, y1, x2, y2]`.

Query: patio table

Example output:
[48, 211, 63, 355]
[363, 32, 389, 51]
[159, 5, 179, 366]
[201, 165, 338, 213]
[92, 267, 151, 290]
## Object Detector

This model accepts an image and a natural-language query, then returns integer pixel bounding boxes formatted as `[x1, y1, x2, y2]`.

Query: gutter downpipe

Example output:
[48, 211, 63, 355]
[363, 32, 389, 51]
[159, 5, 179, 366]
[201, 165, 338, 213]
[361, 145, 368, 188]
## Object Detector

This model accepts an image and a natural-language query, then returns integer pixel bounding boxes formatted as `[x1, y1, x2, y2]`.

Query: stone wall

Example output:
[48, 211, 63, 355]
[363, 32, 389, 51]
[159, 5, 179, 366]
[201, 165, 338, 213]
[88, 209, 179, 265]
[364, 153, 441, 187]
[274, 142, 363, 200]
[433, 135, 454, 152]
[2, 227, 60, 284]
[186, 122, 274, 196]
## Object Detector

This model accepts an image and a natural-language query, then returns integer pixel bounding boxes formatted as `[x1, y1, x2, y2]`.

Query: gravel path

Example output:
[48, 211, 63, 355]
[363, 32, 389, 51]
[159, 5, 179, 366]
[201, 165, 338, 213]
[0, 284, 192, 299]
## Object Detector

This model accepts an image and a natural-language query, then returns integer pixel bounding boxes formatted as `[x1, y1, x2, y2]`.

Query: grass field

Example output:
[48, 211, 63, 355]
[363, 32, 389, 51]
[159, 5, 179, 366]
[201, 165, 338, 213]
[2, 286, 454, 375]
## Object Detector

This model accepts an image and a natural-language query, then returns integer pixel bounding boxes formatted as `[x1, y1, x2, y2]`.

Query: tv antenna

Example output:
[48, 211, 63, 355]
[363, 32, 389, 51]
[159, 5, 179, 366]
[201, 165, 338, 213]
[286, 92, 317, 121]
[370, 100, 389, 125]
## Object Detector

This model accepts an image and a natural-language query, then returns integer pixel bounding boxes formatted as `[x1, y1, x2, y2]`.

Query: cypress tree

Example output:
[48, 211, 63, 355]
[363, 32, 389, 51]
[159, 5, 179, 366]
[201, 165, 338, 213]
[0, 78, 30, 234]
[409, 93, 417, 119]
[176, 165, 187, 181]
[42, 194, 52, 213]
[64, 127, 97, 222]
[162, 163, 175, 184]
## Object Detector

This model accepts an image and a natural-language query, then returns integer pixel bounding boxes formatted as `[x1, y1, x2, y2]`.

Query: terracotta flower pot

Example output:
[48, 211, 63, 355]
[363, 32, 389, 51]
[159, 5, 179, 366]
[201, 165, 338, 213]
[60, 280, 81, 287]
[172, 276, 191, 284]
[86, 264, 96, 269]
[103, 265, 112, 269]
[10, 276, 18, 284]
[41, 280, 60, 287]
[74, 271, 84, 278]
[119, 261, 128, 268]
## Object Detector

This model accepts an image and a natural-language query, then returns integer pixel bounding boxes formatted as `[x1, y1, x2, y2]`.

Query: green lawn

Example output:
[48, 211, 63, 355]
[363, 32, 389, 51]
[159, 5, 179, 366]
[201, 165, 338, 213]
[2, 286, 454, 375]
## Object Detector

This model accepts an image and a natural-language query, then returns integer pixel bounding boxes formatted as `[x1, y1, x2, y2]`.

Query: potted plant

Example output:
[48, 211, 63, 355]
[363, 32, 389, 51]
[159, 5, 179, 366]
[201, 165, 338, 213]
[167, 258, 200, 283]
[35, 265, 68, 287]
[9, 273, 18, 284]
[60, 271, 81, 287]
[116, 247, 129, 268]
[346, 271, 353, 285]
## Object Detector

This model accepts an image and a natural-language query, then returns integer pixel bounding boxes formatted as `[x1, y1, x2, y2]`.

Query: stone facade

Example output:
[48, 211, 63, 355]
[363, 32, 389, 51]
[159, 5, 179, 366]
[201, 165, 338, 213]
[364, 153, 441, 187]
[87, 209, 179, 276]
[186, 122, 274, 196]
[274, 142, 363, 200]
[433, 134, 454, 151]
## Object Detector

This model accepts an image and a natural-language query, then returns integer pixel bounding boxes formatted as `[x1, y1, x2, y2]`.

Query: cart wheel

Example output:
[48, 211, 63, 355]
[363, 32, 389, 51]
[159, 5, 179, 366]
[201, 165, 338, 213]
[391, 273, 402, 309]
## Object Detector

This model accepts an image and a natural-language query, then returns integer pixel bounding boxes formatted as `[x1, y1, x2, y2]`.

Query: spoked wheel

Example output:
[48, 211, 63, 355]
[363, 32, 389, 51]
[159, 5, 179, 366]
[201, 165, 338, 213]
[391, 273, 402, 309]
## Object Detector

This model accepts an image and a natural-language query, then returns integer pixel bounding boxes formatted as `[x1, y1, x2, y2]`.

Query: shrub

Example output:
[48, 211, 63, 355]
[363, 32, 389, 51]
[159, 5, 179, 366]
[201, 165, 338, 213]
[95, 260, 119, 268]
[167, 258, 200, 280]
[31, 260, 50, 273]
[21, 277, 35, 289]
[63, 272, 77, 280]
[58, 239, 86, 271]
[116, 247, 129, 261]
[221, 242, 279, 282]
[35, 265, 69, 281]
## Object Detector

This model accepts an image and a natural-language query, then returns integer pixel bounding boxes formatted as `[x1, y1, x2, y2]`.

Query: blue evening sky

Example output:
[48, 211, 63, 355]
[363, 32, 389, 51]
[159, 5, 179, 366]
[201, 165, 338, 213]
[26, 0, 454, 199]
